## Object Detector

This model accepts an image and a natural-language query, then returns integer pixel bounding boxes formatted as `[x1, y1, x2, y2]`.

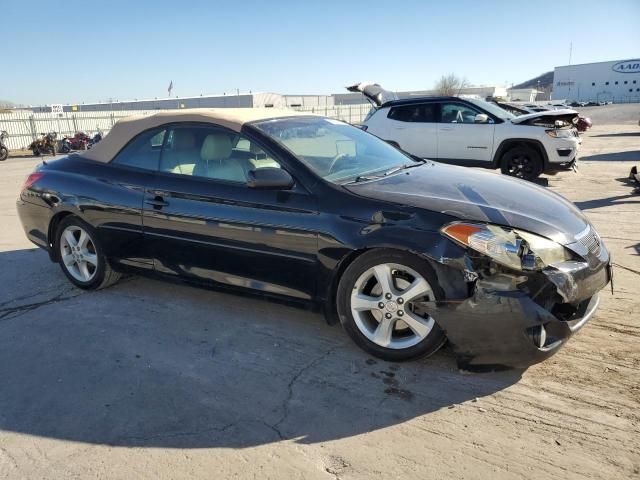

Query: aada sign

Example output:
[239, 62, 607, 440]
[612, 59, 640, 74]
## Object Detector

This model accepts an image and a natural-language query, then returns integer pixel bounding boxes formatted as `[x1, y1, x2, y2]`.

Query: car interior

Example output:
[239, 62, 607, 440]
[157, 128, 280, 183]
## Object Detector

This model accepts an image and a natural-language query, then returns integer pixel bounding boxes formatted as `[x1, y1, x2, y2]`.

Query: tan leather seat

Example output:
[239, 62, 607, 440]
[194, 133, 246, 182]
[161, 130, 199, 175]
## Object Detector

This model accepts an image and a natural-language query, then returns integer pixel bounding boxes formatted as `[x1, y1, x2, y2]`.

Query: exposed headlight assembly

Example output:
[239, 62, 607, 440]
[545, 128, 574, 138]
[441, 222, 572, 271]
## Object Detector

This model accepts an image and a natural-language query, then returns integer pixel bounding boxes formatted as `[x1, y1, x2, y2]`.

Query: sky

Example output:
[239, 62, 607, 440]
[3, 0, 639, 106]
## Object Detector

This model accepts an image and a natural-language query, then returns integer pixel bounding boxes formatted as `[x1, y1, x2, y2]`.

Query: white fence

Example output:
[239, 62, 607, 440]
[0, 104, 374, 151]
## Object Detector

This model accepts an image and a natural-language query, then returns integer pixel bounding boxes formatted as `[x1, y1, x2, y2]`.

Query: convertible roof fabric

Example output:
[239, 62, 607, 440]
[82, 108, 309, 163]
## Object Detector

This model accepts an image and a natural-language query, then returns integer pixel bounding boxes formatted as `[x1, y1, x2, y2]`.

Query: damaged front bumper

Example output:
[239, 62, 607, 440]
[429, 247, 611, 370]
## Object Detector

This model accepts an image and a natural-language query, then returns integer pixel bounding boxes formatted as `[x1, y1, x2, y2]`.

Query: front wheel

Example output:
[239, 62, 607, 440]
[55, 216, 121, 290]
[500, 146, 543, 181]
[336, 249, 446, 362]
[0, 146, 7, 161]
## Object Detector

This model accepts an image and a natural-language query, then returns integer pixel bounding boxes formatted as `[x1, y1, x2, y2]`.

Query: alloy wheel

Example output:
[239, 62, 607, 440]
[350, 263, 436, 349]
[59, 225, 98, 282]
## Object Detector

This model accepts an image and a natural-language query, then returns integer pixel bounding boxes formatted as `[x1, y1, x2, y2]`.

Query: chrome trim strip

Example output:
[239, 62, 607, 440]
[567, 294, 600, 333]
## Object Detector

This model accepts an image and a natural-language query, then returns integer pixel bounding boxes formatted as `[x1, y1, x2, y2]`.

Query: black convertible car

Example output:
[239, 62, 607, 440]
[16, 109, 612, 369]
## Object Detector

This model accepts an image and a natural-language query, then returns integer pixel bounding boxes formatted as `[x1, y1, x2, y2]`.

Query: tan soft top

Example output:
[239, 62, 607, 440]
[82, 108, 309, 163]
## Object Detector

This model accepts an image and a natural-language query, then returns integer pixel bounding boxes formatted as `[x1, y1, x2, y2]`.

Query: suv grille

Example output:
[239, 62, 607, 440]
[576, 226, 602, 257]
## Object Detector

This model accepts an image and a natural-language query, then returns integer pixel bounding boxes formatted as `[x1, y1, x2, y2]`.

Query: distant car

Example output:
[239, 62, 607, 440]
[16, 108, 612, 368]
[349, 82, 582, 181]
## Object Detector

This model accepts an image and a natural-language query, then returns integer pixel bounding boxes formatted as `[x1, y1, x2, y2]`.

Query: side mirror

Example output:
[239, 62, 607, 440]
[247, 167, 294, 190]
[474, 113, 490, 123]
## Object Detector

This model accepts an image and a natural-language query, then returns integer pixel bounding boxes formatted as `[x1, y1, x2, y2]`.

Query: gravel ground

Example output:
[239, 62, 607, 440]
[0, 123, 638, 480]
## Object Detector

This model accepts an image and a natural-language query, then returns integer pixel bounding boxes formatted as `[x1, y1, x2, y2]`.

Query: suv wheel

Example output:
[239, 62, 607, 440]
[500, 146, 543, 181]
[336, 249, 446, 362]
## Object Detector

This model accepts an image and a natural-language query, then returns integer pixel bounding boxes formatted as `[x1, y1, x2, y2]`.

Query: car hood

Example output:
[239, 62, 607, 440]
[345, 162, 588, 245]
[510, 108, 579, 127]
[346, 82, 398, 107]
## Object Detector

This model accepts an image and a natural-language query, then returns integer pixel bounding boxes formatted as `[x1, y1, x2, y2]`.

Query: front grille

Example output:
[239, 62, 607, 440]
[576, 226, 602, 257]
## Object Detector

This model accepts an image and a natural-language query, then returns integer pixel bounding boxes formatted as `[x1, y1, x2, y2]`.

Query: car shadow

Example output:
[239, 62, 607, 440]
[579, 151, 640, 162]
[0, 248, 521, 448]
[589, 132, 640, 138]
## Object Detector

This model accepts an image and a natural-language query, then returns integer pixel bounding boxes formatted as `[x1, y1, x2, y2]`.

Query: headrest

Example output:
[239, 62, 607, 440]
[249, 142, 264, 155]
[173, 130, 196, 150]
[201, 133, 232, 161]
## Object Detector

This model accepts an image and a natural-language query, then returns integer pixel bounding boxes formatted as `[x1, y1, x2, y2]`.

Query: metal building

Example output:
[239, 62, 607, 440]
[552, 58, 640, 103]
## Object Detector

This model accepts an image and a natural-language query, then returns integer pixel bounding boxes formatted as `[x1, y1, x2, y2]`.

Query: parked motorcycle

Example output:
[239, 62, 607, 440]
[60, 137, 72, 154]
[60, 131, 90, 152]
[0, 131, 9, 161]
[87, 129, 103, 149]
[29, 132, 57, 156]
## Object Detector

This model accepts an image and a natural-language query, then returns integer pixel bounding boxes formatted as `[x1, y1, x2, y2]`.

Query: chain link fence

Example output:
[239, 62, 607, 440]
[0, 104, 373, 151]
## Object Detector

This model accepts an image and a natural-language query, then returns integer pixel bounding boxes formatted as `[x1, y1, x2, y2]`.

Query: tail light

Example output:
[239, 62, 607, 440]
[22, 172, 44, 192]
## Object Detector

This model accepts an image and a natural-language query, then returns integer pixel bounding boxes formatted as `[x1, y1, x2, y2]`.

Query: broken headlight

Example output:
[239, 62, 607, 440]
[441, 222, 572, 271]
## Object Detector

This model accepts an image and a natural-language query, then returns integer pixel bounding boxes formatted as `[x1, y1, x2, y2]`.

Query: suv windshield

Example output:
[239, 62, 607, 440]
[253, 117, 418, 183]
[465, 98, 515, 120]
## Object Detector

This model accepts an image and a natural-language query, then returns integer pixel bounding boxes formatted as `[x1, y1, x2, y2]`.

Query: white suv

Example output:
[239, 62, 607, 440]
[348, 82, 581, 180]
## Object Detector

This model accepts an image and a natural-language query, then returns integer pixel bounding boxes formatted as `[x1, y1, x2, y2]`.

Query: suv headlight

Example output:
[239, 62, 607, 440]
[545, 129, 574, 138]
[441, 222, 572, 271]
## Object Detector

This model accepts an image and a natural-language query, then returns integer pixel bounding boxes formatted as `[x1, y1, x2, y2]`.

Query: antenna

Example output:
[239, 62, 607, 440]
[569, 42, 573, 65]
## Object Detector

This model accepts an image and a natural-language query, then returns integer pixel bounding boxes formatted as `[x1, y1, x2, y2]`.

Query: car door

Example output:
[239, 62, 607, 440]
[142, 123, 319, 301]
[436, 101, 496, 163]
[90, 126, 168, 268]
[379, 103, 439, 158]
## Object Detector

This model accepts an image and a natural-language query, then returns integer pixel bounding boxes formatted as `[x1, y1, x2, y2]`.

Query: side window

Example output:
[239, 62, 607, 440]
[111, 128, 166, 170]
[440, 103, 482, 124]
[387, 104, 437, 122]
[159, 125, 281, 183]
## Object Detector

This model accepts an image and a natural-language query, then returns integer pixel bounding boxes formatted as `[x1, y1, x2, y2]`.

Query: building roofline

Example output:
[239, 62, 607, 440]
[555, 58, 640, 69]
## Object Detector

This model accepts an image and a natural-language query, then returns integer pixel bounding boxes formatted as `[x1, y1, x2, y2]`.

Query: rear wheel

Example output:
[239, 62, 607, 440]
[55, 216, 121, 290]
[336, 249, 446, 362]
[500, 145, 543, 180]
[0, 146, 7, 161]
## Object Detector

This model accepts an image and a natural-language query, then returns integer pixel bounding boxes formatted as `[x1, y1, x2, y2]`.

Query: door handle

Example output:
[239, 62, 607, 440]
[439, 127, 454, 131]
[145, 195, 170, 209]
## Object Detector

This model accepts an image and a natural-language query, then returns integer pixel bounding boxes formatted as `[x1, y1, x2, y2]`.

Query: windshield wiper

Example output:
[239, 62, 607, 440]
[382, 160, 426, 176]
[343, 174, 383, 184]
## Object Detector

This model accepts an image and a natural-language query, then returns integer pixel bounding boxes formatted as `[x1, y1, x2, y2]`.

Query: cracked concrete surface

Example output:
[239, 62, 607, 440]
[0, 117, 638, 479]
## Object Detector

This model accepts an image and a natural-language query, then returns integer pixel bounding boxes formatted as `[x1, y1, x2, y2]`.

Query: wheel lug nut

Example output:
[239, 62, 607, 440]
[385, 293, 392, 300]
[385, 313, 392, 319]
[378, 302, 385, 309]
[398, 310, 404, 316]
[397, 298, 404, 304]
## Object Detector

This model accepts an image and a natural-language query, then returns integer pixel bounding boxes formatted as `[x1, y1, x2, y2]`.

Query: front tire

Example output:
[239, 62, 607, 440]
[336, 249, 446, 362]
[55, 216, 121, 290]
[500, 146, 543, 181]
[0, 146, 7, 161]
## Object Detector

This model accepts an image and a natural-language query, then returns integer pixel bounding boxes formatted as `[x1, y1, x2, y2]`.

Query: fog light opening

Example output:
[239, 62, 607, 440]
[528, 324, 548, 349]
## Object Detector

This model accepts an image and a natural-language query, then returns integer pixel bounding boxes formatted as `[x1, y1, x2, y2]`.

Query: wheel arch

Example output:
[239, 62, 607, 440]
[47, 210, 77, 261]
[322, 243, 468, 325]
[493, 138, 549, 169]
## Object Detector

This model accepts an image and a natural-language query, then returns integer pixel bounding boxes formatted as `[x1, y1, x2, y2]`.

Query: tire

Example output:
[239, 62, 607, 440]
[336, 249, 446, 362]
[500, 145, 543, 181]
[55, 215, 121, 290]
[32, 146, 41, 156]
[0, 146, 7, 161]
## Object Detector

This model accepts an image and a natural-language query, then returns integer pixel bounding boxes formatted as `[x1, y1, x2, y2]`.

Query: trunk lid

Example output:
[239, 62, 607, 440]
[346, 82, 398, 107]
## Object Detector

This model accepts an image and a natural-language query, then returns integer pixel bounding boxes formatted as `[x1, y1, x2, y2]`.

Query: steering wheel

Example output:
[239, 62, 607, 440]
[327, 153, 351, 175]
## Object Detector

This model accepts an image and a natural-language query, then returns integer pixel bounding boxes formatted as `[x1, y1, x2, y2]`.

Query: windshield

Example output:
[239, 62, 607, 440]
[253, 117, 417, 183]
[465, 98, 515, 120]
